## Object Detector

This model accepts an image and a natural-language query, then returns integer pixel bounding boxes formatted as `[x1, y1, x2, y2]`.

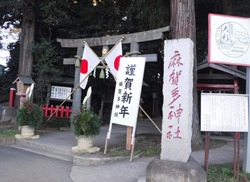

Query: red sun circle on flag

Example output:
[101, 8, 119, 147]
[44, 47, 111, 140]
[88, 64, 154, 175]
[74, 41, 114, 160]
[114, 55, 122, 71]
[80, 59, 88, 74]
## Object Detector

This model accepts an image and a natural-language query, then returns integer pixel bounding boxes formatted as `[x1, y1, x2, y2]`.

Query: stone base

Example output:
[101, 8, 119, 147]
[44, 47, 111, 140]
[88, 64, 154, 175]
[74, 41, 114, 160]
[72, 135, 100, 154]
[15, 134, 40, 140]
[146, 157, 207, 182]
[72, 146, 100, 154]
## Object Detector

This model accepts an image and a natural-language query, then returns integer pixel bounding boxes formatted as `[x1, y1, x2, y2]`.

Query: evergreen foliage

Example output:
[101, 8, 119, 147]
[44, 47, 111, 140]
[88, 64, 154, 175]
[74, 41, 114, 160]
[71, 108, 101, 137]
[32, 38, 61, 103]
[0, 0, 170, 104]
[16, 102, 43, 129]
[1, 0, 250, 105]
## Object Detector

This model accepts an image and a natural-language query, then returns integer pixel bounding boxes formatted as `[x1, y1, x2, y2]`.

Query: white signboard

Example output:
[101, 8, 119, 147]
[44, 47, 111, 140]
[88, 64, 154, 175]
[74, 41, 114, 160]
[208, 13, 250, 66]
[201, 93, 248, 132]
[50, 86, 72, 100]
[110, 57, 146, 128]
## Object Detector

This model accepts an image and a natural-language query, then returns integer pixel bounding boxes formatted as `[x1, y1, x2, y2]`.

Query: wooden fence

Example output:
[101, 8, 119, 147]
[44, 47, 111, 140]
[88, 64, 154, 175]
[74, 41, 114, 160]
[42, 105, 72, 119]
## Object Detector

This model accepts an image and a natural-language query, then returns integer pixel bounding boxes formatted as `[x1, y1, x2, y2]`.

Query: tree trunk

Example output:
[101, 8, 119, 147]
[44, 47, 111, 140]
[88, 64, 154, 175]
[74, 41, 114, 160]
[18, 0, 36, 76]
[170, 0, 203, 149]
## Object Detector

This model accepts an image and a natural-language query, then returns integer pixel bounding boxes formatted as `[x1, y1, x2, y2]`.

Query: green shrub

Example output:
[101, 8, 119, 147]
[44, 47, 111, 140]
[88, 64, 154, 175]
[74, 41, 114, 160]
[71, 108, 101, 137]
[16, 102, 43, 129]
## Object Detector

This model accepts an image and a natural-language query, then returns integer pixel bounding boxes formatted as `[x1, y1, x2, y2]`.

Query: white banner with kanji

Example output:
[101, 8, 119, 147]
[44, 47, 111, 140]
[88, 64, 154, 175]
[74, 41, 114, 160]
[110, 57, 146, 128]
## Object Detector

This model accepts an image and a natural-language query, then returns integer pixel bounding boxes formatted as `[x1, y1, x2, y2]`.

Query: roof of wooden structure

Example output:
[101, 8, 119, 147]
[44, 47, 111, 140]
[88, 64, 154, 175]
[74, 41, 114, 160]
[197, 58, 246, 80]
[13, 75, 35, 85]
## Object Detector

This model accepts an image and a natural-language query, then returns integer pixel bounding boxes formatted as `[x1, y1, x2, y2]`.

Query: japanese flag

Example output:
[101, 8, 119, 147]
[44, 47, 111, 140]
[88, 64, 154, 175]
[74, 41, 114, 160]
[105, 41, 123, 79]
[80, 43, 100, 89]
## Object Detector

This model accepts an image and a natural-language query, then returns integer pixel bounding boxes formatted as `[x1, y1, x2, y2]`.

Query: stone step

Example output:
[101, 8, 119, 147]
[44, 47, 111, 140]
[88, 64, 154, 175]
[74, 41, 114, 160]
[12, 139, 73, 162]
[73, 154, 128, 166]
[11, 138, 129, 166]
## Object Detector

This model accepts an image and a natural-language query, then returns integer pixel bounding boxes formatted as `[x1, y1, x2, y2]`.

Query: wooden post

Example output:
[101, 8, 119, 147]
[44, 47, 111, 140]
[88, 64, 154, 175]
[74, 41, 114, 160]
[9, 88, 16, 107]
[65, 106, 71, 118]
[60, 106, 64, 118]
[126, 127, 133, 150]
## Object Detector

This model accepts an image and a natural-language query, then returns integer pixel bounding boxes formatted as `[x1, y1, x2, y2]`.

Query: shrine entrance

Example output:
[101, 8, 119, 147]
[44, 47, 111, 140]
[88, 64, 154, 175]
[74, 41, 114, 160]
[56, 26, 170, 122]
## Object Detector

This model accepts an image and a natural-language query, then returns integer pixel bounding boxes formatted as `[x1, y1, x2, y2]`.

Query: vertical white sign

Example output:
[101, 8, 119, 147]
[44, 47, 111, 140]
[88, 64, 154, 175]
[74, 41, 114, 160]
[208, 13, 250, 66]
[161, 39, 193, 163]
[110, 57, 146, 128]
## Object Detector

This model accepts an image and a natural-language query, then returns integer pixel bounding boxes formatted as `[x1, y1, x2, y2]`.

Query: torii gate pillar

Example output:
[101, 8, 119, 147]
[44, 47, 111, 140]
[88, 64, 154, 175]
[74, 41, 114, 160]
[72, 47, 83, 117]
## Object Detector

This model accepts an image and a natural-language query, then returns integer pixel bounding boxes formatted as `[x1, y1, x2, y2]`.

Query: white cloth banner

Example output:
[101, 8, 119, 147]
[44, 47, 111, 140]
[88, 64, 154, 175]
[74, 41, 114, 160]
[80, 43, 100, 89]
[105, 41, 123, 79]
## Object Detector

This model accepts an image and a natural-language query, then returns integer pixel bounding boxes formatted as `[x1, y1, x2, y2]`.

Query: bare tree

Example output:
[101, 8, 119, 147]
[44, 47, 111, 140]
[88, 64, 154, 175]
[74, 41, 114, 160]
[170, 0, 203, 148]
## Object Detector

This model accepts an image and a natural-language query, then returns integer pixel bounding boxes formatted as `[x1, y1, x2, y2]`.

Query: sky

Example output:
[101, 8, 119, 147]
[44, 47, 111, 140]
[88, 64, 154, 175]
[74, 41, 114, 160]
[0, 50, 9, 66]
[0, 26, 19, 67]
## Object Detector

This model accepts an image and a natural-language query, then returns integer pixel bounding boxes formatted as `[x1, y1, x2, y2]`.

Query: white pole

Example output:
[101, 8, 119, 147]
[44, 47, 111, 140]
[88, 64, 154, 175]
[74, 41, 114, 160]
[243, 67, 250, 172]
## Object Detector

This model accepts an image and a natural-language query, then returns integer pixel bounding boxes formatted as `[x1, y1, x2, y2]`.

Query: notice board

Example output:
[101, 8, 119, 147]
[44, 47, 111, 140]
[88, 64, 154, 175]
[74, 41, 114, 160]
[201, 93, 248, 132]
[50, 86, 72, 100]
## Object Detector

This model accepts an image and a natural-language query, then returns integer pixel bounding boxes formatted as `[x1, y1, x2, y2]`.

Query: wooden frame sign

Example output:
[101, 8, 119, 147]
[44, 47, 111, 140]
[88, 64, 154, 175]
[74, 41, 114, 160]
[201, 93, 248, 132]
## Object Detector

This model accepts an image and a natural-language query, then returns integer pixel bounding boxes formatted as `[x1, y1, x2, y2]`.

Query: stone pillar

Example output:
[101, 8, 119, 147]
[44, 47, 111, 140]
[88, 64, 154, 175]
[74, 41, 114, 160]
[146, 38, 206, 182]
[72, 47, 83, 116]
[161, 38, 193, 162]
[130, 42, 139, 53]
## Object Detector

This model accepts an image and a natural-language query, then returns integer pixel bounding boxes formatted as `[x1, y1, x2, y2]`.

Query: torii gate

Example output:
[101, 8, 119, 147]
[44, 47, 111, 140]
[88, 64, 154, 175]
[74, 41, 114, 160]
[57, 26, 170, 149]
[57, 26, 169, 115]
